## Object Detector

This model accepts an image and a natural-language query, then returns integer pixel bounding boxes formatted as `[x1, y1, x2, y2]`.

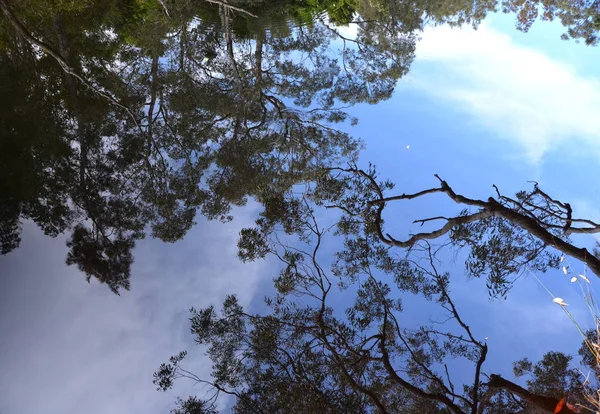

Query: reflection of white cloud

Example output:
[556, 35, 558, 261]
[0, 209, 269, 414]
[335, 22, 359, 40]
[411, 24, 600, 163]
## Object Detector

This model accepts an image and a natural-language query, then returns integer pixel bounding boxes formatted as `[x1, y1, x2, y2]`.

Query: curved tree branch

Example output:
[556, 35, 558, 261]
[486, 374, 580, 414]
[339, 167, 600, 279]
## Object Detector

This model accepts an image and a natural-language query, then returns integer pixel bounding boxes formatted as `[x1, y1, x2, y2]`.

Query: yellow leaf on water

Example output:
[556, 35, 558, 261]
[562, 266, 568, 275]
[571, 277, 577, 283]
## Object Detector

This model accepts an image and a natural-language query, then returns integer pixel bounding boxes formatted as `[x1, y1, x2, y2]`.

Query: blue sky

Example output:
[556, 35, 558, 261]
[2, 12, 600, 414]
[347, 12, 600, 384]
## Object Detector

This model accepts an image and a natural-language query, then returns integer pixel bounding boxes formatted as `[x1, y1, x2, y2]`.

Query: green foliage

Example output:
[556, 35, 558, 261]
[307, 0, 360, 24]
[65, 225, 136, 293]
[153, 350, 188, 391]
[156, 211, 594, 412]
[452, 213, 561, 298]
[237, 228, 270, 262]
[501, 0, 600, 45]
[511, 350, 591, 412]
[514, 352, 581, 398]
[2, 0, 418, 292]
[171, 397, 218, 414]
[0, 43, 73, 254]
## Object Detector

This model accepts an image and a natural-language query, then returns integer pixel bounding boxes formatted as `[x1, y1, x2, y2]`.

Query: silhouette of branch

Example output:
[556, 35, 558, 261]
[331, 166, 600, 280]
[203, 0, 258, 18]
[486, 374, 580, 414]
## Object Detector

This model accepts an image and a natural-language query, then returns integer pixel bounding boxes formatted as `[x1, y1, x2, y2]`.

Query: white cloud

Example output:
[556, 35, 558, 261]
[0, 208, 271, 414]
[409, 24, 600, 163]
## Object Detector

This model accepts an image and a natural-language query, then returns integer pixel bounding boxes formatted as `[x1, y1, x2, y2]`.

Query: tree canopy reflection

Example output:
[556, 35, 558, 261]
[2, 0, 597, 292]
[0, 0, 417, 292]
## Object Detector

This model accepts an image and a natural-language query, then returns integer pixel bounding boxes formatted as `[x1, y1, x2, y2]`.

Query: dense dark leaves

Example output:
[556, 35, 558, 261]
[513, 351, 584, 405]
[65, 225, 135, 293]
[171, 397, 217, 414]
[1, 0, 415, 292]
[0, 43, 73, 254]
[155, 203, 593, 413]
[4, 0, 600, 295]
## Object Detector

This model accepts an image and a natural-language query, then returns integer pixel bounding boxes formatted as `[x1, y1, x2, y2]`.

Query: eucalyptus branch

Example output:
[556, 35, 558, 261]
[336, 167, 600, 279]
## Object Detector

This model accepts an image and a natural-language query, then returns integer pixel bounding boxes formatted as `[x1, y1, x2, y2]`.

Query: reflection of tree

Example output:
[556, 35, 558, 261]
[357, 0, 496, 32]
[502, 0, 600, 45]
[154, 212, 590, 413]
[0, 45, 72, 255]
[317, 165, 600, 299]
[3, 0, 594, 293]
[156, 160, 600, 412]
[0, 0, 414, 292]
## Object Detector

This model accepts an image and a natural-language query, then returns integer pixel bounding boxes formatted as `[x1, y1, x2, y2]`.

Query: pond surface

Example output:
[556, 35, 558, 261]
[1, 1, 600, 413]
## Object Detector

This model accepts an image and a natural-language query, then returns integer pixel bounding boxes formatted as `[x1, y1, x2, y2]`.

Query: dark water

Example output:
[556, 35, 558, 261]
[0, 0, 422, 293]
[2, 1, 600, 413]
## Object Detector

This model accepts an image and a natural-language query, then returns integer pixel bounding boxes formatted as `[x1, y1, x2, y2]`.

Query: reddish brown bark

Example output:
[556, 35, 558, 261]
[487, 374, 580, 414]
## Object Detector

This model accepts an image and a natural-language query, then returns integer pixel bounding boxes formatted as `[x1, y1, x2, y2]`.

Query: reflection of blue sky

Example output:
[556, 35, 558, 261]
[0, 210, 275, 414]
[345, 12, 600, 387]
[2, 13, 600, 414]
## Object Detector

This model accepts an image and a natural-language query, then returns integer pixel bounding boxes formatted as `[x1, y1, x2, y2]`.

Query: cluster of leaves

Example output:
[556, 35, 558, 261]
[0, 0, 421, 292]
[501, 0, 600, 45]
[156, 202, 598, 412]
[451, 211, 562, 298]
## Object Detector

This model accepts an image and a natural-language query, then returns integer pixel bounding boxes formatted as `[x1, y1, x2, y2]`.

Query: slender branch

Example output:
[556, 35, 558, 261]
[386, 210, 493, 248]
[377, 332, 466, 414]
[423, 243, 487, 413]
[414, 216, 451, 226]
[341, 167, 600, 279]
[369, 187, 446, 204]
[0, 0, 133, 115]
[472, 343, 488, 414]
[444, 364, 456, 399]
[204, 0, 258, 18]
[157, 0, 170, 16]
[316, 293, 390, 413]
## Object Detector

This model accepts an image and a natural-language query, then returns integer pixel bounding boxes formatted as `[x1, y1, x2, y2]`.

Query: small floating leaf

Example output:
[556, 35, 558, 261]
[553, 297, 568, 306]
[579, 274, 591, 283]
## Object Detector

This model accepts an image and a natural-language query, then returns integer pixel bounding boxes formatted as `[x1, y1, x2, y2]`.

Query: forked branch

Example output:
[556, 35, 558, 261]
[330, 166, 600, 280]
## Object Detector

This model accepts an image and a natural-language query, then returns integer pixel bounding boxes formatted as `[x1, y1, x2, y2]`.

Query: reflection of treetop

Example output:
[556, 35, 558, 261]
[155, 195, 596, 414]
[0, 0, 416, 293]
[2, 0, 600, 293]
